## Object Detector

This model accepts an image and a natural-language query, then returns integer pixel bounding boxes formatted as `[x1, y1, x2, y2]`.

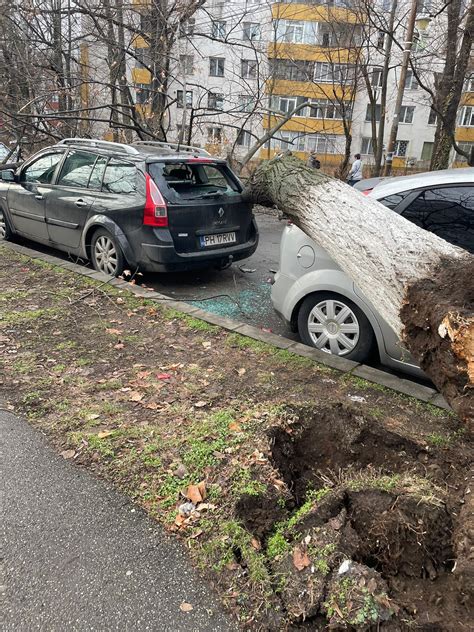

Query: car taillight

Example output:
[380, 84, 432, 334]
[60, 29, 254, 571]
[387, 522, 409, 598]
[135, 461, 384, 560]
[144, 174, 168, 227]
[362, 188, 373, 196]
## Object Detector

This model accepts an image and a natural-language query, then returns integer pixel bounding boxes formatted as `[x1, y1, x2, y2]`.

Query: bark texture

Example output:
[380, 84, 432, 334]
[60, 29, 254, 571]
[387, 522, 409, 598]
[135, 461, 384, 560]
[246, 154, 474, 422]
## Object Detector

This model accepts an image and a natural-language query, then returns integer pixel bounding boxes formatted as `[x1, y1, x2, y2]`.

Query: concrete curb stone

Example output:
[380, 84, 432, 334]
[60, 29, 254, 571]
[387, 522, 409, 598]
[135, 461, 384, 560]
[1, 241, 451, 411]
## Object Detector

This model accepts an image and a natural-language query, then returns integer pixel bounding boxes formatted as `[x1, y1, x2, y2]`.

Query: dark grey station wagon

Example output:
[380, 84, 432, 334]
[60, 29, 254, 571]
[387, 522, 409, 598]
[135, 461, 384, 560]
[0, 139, 258, 276]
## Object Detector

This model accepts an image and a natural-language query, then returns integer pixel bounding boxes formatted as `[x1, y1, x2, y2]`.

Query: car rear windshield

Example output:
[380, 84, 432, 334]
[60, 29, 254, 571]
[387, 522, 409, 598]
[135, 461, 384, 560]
[148, 161, 240, 202]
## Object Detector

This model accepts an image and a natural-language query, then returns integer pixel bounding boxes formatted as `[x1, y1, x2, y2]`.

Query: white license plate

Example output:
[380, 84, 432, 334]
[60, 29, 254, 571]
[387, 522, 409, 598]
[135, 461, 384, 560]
[200, 232, 236, 247]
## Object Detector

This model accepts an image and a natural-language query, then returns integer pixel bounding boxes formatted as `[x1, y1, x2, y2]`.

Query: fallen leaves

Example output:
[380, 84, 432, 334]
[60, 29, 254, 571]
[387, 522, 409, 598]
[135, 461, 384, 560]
[105, 328, 122, 335]
[97, 431, 114, 439]
[60, 449, 75, 459]
[293, 546, 311, 571]
[179, 602, 193, 613]
[129, 391, 144, 402]
[186, 481, 207, 504]
[237, 367, 246, 377]
[156, 373, 171, 381]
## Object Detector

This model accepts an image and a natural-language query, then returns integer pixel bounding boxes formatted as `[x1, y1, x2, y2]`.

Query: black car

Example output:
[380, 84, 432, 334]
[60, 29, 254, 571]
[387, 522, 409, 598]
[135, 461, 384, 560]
[0, 139, 259, 276]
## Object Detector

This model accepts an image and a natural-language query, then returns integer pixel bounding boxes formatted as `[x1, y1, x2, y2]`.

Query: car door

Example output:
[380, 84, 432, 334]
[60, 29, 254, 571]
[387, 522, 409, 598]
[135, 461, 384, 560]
[46, 150, 100, 250]
[7, 151, 65, 241]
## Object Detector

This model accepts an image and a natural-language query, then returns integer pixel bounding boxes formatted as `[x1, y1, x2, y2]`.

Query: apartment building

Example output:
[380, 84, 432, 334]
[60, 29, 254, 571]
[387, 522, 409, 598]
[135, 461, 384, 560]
[130, 0, 473, 171]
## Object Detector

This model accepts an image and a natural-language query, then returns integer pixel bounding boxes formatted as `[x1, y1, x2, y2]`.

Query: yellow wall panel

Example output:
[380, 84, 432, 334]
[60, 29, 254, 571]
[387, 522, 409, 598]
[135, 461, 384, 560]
[133, 36, 149, 49]
[460, 92, 474, 106]
[268, 42, 357, 63]
[263, 114, 345, 134]
[455, 127, 474, 142]
[272, 3, 361, 24]
[132, 68, 151, 84]
[266, 79, 350, 100]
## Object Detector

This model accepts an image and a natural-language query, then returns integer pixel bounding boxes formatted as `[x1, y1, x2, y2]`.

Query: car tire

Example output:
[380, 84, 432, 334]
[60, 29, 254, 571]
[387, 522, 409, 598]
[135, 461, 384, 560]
[90, 229, 126, 277]
[297, 292, 375, 363]
[0, 208, 13, 241]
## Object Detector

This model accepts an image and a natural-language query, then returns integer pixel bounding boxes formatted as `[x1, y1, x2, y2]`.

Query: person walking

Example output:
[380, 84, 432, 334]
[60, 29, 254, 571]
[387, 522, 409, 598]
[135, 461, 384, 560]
[307, 151, 321, 170]
[347, 153, 363, 186]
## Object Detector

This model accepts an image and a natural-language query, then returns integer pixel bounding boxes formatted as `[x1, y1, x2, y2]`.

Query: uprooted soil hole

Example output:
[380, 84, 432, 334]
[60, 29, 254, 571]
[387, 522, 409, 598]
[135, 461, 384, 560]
[268, 403, 424, 504]
[253, 404, 469, 628]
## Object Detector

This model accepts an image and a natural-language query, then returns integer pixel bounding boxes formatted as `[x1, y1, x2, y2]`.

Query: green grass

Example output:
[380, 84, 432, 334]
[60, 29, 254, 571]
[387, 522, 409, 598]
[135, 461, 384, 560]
[1, 307, 59, 326]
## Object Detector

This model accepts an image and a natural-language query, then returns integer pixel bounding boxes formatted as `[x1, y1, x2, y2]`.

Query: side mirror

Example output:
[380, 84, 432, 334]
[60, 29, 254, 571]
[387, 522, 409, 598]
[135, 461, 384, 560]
[1, 169, 15, 182]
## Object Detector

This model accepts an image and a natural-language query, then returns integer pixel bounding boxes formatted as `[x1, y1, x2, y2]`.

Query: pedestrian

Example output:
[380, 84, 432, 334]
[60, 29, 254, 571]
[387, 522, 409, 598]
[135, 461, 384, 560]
[307, 151, 321, 170]
[347, 153, 362, 186]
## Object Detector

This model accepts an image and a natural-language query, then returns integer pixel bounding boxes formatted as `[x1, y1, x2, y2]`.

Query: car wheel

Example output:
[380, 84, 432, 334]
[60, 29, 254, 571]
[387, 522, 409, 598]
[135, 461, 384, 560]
[91, 229, 125, 277]
[0, 208, 12, 241]
[297, 292, 375, 363]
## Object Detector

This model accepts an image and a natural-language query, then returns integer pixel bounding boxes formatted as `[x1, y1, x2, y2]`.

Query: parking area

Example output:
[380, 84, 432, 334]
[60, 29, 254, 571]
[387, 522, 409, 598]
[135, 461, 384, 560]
[141, 213, 295, 338]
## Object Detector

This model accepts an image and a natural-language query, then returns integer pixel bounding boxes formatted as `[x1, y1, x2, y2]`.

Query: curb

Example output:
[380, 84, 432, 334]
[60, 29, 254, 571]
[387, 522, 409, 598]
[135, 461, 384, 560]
[1, 241, 451, 411]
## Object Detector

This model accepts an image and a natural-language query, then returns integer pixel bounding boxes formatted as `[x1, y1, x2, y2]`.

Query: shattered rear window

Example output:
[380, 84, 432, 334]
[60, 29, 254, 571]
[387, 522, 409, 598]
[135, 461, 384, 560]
[149, 161, 240, 201]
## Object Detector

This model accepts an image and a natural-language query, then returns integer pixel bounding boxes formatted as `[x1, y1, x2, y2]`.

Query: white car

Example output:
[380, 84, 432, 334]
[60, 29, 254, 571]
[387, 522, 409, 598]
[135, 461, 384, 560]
[271, 168, 474, 377]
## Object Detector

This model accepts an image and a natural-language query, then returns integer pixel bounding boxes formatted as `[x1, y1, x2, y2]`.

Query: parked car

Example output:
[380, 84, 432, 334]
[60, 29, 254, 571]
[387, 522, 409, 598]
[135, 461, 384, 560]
[353, 176, 390, 194]
[0, 138, 258, 276]
[271, 168, 474, 377]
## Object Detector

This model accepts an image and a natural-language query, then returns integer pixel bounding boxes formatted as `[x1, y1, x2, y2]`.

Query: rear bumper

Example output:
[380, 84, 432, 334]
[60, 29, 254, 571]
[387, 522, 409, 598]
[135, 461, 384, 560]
[137, 223, 259, 272]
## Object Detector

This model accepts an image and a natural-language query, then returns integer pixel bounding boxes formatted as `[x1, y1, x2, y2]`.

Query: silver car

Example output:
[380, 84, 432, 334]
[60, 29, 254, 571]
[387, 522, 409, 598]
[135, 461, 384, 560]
[271, 168, 474, 377]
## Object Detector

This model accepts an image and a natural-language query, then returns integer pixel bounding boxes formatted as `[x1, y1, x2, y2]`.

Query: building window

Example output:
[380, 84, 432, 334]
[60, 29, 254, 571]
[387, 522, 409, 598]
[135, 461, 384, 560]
[236, 130, 253, 147]
[274, 131, 306, 151]
[135, 84, 151, 104]
[428, 106, 438, 125]
[459, 106, 474, 127]
[306, 98, 349, 120]
[238, 95, 257, 112]
[208, 92, 224, 110]
[179, 18, 195, 37]
[314, 62, 354, 84]
[365, 104, 381, 122]
[361, 137, 374, 154]
[306, 133, 342, 154]
[456, 142, 474, 162]
[421, 141, 433, 161]
[269, 59, 314, 82]
[207, 127, 222, 144]
[212, 20, 226, 39]
[371, 67, 383, 88]
[394, 140, 409, 157]
[243, 22, 260, 41]
[277, 19, 305, 44]
[241, 59, 258, 79]
[270, 95, 298, 114]
[404, 70, 418, 90]
[176, 90, 193, 108]
[399, 105, 415, 123]
[179, 55, 194, 75]
[417, 0, 432, 14]
[209, 57, 225, 77]
[463, 76, 474, 92]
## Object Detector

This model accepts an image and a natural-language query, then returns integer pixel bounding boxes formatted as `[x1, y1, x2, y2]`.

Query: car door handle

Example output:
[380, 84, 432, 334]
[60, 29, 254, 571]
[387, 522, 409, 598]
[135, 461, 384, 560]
[34, 194, 44, 200]
[75, 199, 88, 207]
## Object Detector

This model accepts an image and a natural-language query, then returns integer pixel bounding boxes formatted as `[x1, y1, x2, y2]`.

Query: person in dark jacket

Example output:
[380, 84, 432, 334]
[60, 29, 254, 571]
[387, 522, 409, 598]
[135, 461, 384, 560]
[307, 152, 321, 170]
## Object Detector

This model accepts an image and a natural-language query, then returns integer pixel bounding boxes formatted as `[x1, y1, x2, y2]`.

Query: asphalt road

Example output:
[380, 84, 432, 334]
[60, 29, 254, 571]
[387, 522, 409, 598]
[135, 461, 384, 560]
[1, 407, 231, 632]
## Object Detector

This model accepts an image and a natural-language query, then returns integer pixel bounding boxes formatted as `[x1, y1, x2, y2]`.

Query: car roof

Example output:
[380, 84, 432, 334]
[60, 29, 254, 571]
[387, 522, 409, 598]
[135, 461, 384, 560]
[369, 168, 474, 199]
[50, 138, 225, 164]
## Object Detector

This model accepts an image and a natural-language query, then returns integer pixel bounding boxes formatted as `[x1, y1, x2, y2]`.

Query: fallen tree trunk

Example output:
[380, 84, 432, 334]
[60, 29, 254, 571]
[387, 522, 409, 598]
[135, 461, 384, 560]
[245, 154, 473, 423]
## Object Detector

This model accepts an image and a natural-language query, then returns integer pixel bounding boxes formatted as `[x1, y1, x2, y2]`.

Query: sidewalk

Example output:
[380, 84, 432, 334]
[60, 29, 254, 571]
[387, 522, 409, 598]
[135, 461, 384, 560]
[1, 407, 231, 632]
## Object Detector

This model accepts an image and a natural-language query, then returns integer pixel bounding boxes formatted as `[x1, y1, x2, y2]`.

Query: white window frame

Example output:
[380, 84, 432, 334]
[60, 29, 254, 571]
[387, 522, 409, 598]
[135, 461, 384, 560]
[208, 92, 224, 110]
[207, 127, 222, 144]
[361, 137, 374, 155]
[243, 22, 260, 41]
[176, 90, 193, 108]
[399, 105, 415, 123]
[241, 59, 258, 80]
[209, 57, 225, 77]
[459, 106, 474, 127]
[394, 140, 409, 157]
[405, 70, 418, 90]
[236, 130, 253, 147]
[212, 20, 227, 39]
